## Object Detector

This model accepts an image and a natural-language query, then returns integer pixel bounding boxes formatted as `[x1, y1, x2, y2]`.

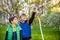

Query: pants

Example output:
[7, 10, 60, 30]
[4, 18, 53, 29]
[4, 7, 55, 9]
[22, 37, 31, 40]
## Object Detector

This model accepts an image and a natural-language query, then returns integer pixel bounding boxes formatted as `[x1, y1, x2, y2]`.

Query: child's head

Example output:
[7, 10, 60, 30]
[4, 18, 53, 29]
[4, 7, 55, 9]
[9, 16, 18, 24]
[20, 14, 27, 21]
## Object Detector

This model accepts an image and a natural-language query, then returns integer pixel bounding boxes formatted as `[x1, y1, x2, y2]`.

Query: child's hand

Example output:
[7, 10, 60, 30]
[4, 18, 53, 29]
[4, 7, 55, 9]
[32, 8, 37, 13]
[32, 8, 40, 14]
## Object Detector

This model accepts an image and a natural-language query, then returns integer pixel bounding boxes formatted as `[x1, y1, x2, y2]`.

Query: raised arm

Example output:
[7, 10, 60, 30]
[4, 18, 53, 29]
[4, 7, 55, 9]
[28, 12, 36, 25]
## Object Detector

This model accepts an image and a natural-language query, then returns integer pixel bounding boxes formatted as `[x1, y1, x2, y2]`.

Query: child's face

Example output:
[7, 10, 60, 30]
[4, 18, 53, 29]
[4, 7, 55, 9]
[11, 17, 18, 24]
[20, 15, 27, 21]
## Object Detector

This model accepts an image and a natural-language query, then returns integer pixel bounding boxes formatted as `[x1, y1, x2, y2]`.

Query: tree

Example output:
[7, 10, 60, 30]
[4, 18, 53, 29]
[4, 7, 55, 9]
[0, 0, 22, 16]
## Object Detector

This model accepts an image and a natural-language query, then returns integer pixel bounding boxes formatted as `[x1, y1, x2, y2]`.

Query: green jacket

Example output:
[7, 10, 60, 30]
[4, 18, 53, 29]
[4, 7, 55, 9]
[6, 24, 21, 40]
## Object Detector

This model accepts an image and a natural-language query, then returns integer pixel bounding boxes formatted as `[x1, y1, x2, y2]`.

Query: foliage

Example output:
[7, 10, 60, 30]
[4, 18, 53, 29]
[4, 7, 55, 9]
[41, 13, 60, 27]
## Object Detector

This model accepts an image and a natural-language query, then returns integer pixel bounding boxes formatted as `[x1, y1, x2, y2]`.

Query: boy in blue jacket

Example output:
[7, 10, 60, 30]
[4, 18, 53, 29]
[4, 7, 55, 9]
[19, 10, 36, 40]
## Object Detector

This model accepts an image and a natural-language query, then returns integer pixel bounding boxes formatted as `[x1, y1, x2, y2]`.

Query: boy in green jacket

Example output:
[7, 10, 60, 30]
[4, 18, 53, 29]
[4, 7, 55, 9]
[5, 16, 21, 40]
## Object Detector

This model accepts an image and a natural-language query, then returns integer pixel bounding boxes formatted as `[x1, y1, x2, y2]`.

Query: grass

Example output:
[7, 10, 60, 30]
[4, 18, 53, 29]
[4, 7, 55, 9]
[0, 26, 7, 40]
[0, 25, 60, 40]
[32, 25, 60, 40]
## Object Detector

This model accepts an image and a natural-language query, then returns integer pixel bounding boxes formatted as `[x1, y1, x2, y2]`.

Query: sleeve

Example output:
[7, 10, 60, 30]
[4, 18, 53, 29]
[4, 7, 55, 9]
[29, 12, 36, 25]
[20, 27, 22, 30]
[5, 25, 9, 40]
[20, 30, 22, 40]
[18, 24, 22, 30]
[5, 31, 8, 40]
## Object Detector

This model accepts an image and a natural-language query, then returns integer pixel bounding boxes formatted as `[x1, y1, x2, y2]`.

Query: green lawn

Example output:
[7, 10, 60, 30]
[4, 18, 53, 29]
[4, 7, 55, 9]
[0, 25, 60, 40]
[32, 25, 60, 40]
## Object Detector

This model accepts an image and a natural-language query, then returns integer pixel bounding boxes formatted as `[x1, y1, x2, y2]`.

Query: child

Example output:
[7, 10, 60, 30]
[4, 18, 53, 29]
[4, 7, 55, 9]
[19, 10, 36, 40]
[5, 16, 21, 40]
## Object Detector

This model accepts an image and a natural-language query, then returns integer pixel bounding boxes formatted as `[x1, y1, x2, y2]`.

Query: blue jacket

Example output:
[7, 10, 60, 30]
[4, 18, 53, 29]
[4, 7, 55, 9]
[19, 21, 31, 38]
